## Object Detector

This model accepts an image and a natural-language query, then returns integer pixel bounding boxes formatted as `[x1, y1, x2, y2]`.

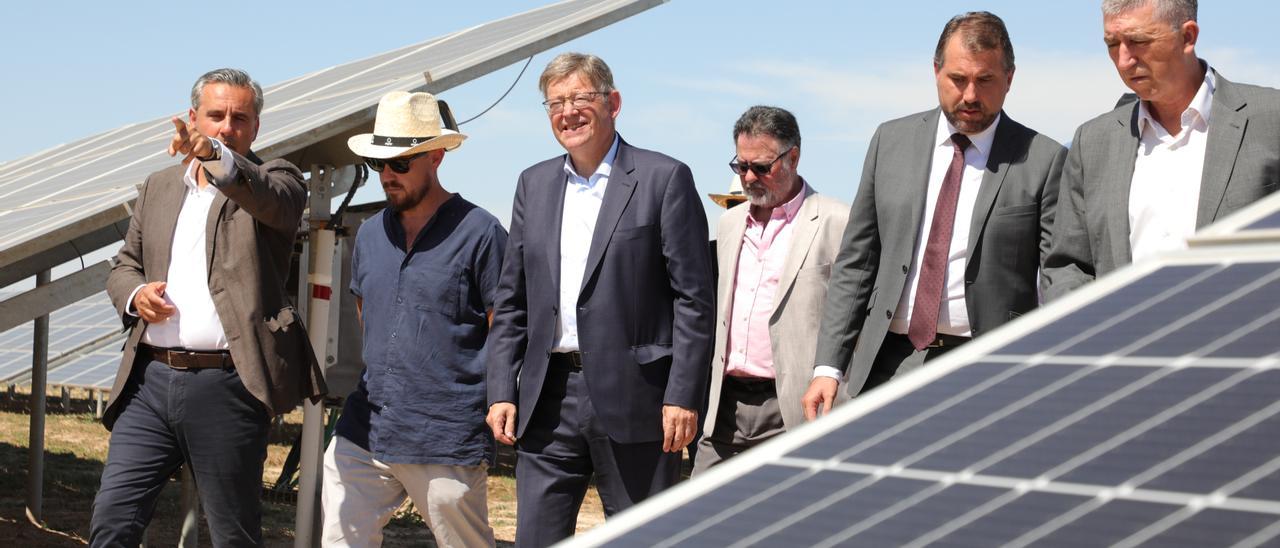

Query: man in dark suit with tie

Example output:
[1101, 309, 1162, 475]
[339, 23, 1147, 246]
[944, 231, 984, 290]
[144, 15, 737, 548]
[1043, 0, 1280, 299]
[802, 12, 1067, 418]
[485, 52, 714, 547]
[93, 68, 325, 546]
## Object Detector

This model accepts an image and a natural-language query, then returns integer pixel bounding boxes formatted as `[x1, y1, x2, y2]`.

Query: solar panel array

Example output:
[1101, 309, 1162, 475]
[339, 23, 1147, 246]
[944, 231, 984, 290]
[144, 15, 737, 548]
[569, 217, 1280, 547]
[0, 291, 118, 384]
[0, 0, 663, 272]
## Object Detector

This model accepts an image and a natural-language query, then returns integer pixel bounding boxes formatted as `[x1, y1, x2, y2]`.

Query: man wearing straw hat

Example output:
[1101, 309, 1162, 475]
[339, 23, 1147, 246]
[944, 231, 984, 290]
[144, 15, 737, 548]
[320, 91, 504, 547]
[693, 106, 849, 473]
[486, 52, 714, 546]
[94, 68, 326, 546]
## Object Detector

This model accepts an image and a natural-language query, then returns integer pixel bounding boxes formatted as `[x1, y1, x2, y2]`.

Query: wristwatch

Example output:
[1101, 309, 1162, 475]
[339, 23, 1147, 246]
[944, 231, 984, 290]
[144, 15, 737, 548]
[198, 138, 223, 163]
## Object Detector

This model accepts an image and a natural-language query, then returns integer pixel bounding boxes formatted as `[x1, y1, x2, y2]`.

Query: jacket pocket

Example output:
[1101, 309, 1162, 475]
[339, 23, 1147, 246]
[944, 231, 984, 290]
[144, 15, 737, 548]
[630, 343, 673, 365]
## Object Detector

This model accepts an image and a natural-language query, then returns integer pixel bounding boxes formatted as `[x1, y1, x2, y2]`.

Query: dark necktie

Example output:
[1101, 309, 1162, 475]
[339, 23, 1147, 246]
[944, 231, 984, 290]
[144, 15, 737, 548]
[907, 133, 971, 351]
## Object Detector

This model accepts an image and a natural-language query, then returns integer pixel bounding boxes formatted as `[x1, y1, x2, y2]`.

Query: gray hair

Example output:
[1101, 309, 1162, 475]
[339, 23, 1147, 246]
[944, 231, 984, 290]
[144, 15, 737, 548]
[1102, 0, 1197, 28]
[537, 52, 617, 97]
[933, 11, 1015, 74]
[733, 106, 801, 151]
[190, 68, 265, 115]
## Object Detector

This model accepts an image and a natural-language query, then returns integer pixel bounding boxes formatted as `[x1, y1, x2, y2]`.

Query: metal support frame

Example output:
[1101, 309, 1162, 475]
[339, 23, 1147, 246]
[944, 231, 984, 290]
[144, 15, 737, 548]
[25, 269, 50, 524]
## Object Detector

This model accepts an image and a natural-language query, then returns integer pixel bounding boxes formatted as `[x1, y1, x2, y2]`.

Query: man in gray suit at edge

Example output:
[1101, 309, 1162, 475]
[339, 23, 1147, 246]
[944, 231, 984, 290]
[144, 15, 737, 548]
[693, 106, 848, 473]
[803, 12, 1067, 418]
[1043, 0, 1280, 300]
[485, 52, 714, 547]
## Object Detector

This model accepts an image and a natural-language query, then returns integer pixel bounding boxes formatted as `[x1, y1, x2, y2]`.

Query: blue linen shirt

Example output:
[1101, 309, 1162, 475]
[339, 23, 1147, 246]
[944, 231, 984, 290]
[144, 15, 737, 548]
[336, 194, 507, 465]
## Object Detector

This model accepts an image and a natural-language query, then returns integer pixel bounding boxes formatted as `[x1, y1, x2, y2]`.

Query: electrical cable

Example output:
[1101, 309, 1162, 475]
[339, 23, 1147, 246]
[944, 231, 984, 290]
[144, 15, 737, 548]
[457, 56, 534, 126]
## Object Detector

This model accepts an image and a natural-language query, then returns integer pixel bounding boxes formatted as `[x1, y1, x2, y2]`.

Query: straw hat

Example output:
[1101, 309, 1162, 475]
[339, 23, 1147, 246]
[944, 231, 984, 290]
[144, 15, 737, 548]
[708, 175, 748, 209]
[347, 91, 466, 158]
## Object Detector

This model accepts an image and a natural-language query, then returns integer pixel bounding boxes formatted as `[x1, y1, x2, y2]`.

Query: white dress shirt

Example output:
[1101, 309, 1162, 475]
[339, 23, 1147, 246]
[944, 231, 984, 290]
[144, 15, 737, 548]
[551, 135, 620, 352]
[1129, 68, 1216, 264]
[815, 115, 998, 381]
[129, 140, 237, 350]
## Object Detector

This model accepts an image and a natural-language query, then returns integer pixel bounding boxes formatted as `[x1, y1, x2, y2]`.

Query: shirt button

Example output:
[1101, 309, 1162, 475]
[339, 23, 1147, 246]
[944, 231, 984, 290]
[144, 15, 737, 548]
[902, 265, 909, 274]
[397, 297, 403, 304]
[886, 310, 892, 319]
[391, 332, 397, 338]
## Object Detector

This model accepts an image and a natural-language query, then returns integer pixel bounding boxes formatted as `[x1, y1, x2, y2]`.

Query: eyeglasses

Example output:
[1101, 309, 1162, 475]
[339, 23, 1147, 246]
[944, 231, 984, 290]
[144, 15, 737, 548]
[363, 152, 425, 174]
[542, 91, 607, 114]
[728, 146, 794, 177]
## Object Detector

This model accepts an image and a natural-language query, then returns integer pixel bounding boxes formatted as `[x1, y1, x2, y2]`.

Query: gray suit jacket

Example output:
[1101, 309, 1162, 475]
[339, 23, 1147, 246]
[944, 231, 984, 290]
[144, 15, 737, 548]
[1043, 70, 1280, 300]
[814, 110, 1066, 395]
[104, 153, 326, 429]
[704, 186, 849, 433]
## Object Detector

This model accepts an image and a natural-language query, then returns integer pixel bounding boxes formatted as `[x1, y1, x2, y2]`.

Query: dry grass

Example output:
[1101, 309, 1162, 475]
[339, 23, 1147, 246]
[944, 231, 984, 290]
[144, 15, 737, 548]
[0, 389, 621, 546]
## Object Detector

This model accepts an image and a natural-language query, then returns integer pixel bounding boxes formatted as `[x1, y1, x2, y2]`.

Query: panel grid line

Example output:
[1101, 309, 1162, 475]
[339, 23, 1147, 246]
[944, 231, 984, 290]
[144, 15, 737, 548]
[647, 468, 822, 548]
[812, 482, 951, 548]
[726, 472, 889, 547]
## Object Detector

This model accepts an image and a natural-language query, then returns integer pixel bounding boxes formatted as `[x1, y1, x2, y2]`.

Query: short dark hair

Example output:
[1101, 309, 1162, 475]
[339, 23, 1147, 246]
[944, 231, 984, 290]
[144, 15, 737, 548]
[933, 11, 1015, 73]
[732, 106, 801, 151]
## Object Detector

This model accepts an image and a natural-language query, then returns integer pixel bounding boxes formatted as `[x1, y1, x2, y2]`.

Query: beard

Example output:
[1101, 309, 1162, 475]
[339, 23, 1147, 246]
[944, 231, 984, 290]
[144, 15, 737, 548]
[384, 178, 432, 212]
[942, 101, 998, 134]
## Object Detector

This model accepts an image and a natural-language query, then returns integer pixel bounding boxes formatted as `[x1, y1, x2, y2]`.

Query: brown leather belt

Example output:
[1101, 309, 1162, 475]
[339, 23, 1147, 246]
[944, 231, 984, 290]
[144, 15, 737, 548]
[549, 352, 584, 370]
[139, 344, 234, 370]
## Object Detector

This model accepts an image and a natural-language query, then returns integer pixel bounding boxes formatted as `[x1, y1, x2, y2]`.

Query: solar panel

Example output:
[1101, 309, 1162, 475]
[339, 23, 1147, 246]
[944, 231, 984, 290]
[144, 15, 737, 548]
[567, 248, 1280, 547]
[0, 291, 118, 383]
[1192, 190, 1280, 244]
[40, 342, 126, 390]
[0, 0, 665, 273]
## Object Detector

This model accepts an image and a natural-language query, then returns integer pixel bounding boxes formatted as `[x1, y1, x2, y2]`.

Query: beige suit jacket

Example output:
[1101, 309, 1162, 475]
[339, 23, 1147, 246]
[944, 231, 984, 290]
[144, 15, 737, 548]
[103, 152, 326, 429]
[703, 186, 849, 433]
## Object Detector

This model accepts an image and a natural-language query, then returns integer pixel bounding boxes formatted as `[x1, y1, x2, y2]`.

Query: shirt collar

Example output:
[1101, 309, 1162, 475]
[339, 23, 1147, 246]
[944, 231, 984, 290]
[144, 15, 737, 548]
[562, 133, 620, 186]
[747, 180, 809, 226]
[1137, 64, 1216, 137]
[936, 112, 1001, 157]
[182, 161, 217, 194]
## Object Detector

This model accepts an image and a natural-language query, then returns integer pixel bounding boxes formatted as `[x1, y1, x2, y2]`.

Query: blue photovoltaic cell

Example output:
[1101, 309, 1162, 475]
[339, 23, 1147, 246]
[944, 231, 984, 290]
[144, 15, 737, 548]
[1208, 315, 1280, 358]
[1058, 369, 1279, 486]
[912, 365, 1154, 472]
[982, 367, 1236, 479]
[1235, 468, 1280, 502]
[1245, 210, 1280, 230]
[845, 364, 1082, 466]
[933, 492, 1091, 547]
[748, 476, 934, 547]
[995, 264, 1213, 355]
[1035, 499, 1179, 546]
[611, 465, 808, 547]
[840, 484, 1007, 545]
[1143, 411, 1280, 496]
[786, 362, 1015, 461]
[1131, 270, 1280, 356]
[1136, 508, 1280, 547]
[1057, 262, 1279, 357]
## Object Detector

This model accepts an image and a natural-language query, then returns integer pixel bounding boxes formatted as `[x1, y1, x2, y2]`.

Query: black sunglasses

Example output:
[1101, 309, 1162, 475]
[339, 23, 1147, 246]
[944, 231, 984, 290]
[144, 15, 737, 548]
[363, 152, 426, 174]
[728, 146, 794, 177]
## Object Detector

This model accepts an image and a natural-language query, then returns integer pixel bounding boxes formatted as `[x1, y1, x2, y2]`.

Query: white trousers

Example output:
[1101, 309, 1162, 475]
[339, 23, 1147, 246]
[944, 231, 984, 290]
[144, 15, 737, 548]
[321, 435, 495, 548]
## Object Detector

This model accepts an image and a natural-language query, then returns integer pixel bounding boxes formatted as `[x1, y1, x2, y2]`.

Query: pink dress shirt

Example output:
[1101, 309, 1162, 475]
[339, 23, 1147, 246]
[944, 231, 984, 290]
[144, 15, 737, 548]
[724, 186, 807, 379]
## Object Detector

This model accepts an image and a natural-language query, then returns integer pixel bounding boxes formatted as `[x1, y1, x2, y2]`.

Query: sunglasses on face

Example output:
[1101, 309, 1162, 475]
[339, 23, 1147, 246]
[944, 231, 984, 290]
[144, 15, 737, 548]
[363, 152, 426, 174]
[728, 145, 794, 177]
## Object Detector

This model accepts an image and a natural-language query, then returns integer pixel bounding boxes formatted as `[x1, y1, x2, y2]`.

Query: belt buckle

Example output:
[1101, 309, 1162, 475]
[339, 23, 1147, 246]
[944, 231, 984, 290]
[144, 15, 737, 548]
[166, 349, 190, 370]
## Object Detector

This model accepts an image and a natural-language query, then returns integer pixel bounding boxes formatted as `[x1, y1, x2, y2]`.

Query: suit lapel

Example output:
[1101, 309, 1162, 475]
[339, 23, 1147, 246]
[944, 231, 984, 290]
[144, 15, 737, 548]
[719, 206, 748, 316]
[545, 162, 568, 296]
[774, 186, 820, 317]
[205, 192, 230, 280]
[1110, 105, 1141, 265]
[153, 169, 188, 281]
[906, 111, 942, 230]
[580, 140, 637, 295]
[1197, 74, 1247, 227]
[966, 115, 1013, 251]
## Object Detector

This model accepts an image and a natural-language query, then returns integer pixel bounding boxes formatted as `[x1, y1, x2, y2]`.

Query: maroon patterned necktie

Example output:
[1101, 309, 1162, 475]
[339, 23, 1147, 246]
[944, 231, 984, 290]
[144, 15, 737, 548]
[907, 133, 971, 351]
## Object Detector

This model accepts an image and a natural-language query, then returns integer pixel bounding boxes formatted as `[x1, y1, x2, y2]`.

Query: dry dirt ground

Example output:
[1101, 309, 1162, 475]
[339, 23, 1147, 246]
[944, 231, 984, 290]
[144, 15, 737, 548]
[0, 391, 623, 547]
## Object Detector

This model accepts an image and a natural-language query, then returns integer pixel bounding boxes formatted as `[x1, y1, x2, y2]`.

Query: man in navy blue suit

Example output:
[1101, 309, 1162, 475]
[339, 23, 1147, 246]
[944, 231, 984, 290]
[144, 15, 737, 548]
[485, 52, 714, 547]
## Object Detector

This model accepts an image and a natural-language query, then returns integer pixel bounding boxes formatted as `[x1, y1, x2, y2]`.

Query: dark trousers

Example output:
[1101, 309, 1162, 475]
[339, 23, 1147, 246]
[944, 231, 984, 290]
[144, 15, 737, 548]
[514, 365, 680, 548]
[860, 333, 966, 394]
[90, 360, 270, 547]
[691, 377, 786, 475]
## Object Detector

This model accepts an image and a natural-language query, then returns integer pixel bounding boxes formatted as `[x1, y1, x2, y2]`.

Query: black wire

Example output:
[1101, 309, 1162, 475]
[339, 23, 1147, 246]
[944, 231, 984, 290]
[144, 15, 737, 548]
[326, 164, 366, 231]
[457, 56, 534, 126]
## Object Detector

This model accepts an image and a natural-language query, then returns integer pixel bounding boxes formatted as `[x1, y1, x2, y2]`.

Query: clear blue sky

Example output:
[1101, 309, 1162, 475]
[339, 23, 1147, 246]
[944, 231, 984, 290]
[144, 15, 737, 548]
[3, 1, 1279, 228]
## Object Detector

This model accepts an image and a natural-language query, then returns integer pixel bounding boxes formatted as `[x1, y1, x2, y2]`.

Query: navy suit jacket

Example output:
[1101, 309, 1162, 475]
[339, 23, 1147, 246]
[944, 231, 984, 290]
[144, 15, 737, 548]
[486, 136, 715, 444]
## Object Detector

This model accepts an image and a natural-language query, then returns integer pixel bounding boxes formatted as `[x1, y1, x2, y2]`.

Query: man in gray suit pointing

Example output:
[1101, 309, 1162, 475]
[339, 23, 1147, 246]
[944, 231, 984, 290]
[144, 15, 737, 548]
[803, 12, 1067, 418]
[1043, 0, 1280, 299]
